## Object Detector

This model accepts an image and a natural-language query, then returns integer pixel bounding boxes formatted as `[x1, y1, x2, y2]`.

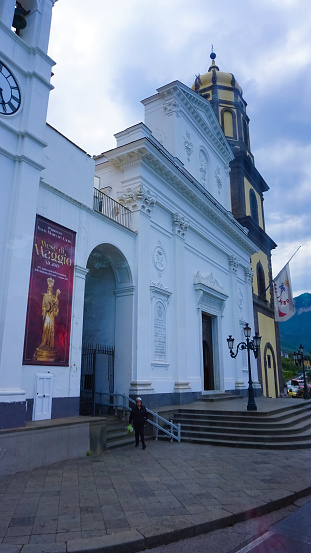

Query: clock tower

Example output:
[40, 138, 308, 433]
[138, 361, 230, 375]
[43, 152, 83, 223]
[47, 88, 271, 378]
[193, 52, 282, 398]
[0, 0, 55, 427]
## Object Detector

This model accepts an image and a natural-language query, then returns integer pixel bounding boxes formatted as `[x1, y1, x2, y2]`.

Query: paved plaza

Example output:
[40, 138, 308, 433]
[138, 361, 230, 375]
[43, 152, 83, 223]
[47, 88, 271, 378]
[1, 433, 311, 553]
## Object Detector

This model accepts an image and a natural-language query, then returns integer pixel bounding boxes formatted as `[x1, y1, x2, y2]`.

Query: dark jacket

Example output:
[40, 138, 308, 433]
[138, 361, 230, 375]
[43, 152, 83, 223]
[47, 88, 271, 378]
[129, 405, 148, 426]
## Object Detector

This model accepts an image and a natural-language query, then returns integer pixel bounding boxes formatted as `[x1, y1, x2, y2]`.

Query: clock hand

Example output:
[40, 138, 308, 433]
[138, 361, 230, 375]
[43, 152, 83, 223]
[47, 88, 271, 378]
[0, 88, 6, 112]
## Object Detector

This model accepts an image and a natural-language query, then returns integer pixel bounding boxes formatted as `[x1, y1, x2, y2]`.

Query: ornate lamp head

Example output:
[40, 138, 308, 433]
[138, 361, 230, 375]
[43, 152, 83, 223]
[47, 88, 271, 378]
[243, 323, 251, 339]
[227, 335, 234, 351]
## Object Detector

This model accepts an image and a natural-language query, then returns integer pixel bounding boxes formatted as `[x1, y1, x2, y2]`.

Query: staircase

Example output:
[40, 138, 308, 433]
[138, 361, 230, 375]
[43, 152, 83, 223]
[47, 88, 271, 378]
[162, 402, 311, 449]
[198, 393, 244, 402]
[105, 416, 134, 449]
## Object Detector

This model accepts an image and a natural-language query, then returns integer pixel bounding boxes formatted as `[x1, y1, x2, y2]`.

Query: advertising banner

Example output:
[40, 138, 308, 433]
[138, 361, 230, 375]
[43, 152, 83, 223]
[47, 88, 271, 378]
[23, 216, 76, 366]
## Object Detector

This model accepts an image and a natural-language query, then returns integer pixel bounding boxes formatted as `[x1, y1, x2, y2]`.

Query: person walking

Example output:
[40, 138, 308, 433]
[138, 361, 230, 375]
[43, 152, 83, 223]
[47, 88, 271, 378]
[129, 397, 148, 449]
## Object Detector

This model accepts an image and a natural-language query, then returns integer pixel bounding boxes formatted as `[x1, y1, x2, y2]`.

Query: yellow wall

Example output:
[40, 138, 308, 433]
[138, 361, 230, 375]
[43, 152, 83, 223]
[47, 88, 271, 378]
[251, 251, 271, 302]
[219, 90, 234, 102]
[258, 312, 279, 398]
[223, 110, 234, 137]
[244, 178, 264, 228]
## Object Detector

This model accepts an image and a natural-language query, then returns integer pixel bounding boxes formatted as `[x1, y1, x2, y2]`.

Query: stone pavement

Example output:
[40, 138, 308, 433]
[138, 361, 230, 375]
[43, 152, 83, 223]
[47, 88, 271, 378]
[1, 438, 311, 553]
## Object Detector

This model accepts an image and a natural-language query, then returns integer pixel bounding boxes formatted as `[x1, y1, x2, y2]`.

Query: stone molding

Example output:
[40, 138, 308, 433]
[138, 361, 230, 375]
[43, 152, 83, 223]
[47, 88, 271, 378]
[129, 381, 154, 392]
[244, 266, 254, 284]
[172, 213, 188, 238]
[163, 89, 181, 117]
[118, 185, 156, 215]
[105, 145, 256, 255]
[229, 255, 239, 274]
[194, 272, 228, 316]
[183, 130, 193, 161]
[194, 271, 226, 295]
[174, 381, 191, 391]
[74, 265, 89, 279]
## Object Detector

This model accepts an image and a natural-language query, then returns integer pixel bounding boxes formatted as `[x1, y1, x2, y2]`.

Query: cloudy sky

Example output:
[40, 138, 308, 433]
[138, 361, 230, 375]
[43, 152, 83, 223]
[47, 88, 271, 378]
[46, 0, 311, 297]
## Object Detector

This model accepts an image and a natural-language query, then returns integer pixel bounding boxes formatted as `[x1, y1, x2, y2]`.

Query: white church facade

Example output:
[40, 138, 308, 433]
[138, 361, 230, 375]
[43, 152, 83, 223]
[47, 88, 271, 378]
[0, 0, 261, 429]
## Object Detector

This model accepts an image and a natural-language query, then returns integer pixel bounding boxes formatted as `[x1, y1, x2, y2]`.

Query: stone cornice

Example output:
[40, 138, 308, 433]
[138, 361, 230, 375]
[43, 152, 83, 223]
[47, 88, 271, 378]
[152, 81, 234, 164]
[102, 138, 257, 255]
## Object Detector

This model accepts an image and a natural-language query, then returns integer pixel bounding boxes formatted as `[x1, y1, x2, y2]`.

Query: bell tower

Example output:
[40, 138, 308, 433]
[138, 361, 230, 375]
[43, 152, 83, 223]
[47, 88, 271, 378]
[193, 52, 282, 398]
[0, 0, 55, 428]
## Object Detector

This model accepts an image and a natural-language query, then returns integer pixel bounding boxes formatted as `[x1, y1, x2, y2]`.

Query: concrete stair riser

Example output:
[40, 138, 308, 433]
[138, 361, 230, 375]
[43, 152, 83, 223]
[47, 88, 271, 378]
[177, 420, 311, 437]
[157, 403, 311, 449]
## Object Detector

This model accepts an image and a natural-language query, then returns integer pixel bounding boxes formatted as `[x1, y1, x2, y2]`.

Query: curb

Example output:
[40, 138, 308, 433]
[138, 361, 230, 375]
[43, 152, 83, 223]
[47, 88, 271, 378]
[10, 484, 311, 553]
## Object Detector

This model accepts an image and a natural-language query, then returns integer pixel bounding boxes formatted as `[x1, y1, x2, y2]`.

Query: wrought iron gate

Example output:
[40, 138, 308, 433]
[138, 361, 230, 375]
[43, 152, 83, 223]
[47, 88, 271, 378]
[79, 343, 115, 416]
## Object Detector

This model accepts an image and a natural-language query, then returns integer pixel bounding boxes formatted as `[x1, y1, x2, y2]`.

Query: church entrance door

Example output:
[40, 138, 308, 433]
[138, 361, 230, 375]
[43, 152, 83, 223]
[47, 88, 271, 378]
[202, 313, 214, 390]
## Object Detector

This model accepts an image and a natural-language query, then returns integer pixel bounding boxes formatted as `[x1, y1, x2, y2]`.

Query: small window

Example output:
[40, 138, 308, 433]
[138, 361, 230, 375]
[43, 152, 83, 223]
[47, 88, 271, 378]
[256, 263, 266, 299]
[267, 355, 271, 369]
[249, 189, 259, 225]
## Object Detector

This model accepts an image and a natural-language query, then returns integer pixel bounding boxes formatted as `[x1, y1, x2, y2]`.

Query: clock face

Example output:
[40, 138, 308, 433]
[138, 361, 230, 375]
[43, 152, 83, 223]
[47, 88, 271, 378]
[0, 61, 21, 116]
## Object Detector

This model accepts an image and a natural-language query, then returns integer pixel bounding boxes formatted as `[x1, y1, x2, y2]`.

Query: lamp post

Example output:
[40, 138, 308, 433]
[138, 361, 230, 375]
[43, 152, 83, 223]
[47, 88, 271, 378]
[227, 323, 261, 411]
[293, 345, 310, 400]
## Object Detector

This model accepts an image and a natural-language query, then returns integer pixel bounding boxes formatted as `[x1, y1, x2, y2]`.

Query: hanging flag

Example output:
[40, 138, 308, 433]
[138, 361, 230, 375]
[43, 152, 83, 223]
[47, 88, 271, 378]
[273, 263, 295, 322]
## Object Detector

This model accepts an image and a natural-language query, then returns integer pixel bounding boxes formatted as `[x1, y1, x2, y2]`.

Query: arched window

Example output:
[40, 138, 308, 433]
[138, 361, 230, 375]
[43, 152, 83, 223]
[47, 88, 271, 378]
[221, 109, 237, 139]
[223, 111, 234, 138]
[249, 189, 259, 225]
[256, 262, 266, 299]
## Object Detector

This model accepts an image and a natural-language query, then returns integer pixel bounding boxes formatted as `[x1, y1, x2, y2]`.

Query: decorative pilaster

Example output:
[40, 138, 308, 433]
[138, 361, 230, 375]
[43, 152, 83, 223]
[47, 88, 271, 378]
[163, 89, 181, 117]
[228, 255, 242, 390]
[229, 255, 239, 275]
[118, 185, 156, 216]
[244, 266, 254, 285]
[172, 212, 190, 391]
[243, 263, 260, 389]
[172, 213, 188, 238]
[69, 265, 89, 397]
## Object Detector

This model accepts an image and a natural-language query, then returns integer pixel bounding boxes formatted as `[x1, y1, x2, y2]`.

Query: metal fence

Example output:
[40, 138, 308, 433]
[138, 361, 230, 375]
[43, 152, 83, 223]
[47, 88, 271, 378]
[93, 188, 131, 229]
[79, 343, 115, 416]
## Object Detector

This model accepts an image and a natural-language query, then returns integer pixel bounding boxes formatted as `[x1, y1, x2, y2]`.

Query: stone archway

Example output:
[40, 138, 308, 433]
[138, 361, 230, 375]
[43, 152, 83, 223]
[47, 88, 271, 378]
[81, 244, 134, 408]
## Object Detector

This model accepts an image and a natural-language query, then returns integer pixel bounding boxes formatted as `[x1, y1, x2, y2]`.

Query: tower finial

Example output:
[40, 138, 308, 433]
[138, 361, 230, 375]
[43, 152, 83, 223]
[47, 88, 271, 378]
[210, 45, 216, 62]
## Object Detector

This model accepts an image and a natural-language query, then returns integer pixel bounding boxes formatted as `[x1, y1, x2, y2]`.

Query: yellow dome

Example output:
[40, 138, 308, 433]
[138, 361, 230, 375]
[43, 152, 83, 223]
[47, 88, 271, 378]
[192, 58, 242, 95]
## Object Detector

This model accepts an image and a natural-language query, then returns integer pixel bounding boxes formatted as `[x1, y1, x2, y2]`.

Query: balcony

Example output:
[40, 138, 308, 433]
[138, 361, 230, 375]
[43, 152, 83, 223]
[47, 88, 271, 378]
[93, 188, 131, 229]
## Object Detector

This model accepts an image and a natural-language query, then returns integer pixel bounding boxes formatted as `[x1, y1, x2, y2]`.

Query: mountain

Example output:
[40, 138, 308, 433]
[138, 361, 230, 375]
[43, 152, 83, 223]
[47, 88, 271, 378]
[279, 293, 311, 354]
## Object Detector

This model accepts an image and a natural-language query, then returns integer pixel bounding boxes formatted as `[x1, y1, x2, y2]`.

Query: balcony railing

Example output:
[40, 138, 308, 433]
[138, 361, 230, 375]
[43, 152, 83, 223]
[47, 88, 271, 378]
[93, 188, 131, 229]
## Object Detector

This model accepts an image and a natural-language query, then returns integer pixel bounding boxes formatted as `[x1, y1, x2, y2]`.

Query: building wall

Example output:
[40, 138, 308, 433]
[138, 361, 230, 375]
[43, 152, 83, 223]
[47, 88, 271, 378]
[258, 312, 279, 398]
[244, 178, 264, 228]
[251, 251, 271, 301]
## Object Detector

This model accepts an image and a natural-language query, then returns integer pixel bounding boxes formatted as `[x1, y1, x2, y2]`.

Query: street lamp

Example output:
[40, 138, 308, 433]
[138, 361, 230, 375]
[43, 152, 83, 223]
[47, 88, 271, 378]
[293, 345, 310, 400]
[227, 323, 261, 411]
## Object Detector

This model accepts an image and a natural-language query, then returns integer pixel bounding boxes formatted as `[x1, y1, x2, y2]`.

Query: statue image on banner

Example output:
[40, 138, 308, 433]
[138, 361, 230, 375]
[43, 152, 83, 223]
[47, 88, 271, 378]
[33, 278, 61, 363]
[23, 216, 75, 366]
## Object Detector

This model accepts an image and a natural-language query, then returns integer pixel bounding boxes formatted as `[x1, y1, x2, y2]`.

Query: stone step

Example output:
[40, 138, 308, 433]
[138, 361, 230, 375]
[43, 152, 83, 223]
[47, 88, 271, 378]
[179, 435, 311, 450]
[172, 412, 311, 430]
[178, 427, 311, 443]
[198, 394, 244, 402]
[176, 419, 311, 436]
[160, 402, 311, 450]
[174, 404, 311, 423]
[106, 417, 133, 449]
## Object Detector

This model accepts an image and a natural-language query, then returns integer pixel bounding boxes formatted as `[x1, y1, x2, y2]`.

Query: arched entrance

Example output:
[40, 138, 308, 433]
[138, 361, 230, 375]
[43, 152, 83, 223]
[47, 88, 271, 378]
[263, 342, 278, 398]
[80, 244, 134, 414]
